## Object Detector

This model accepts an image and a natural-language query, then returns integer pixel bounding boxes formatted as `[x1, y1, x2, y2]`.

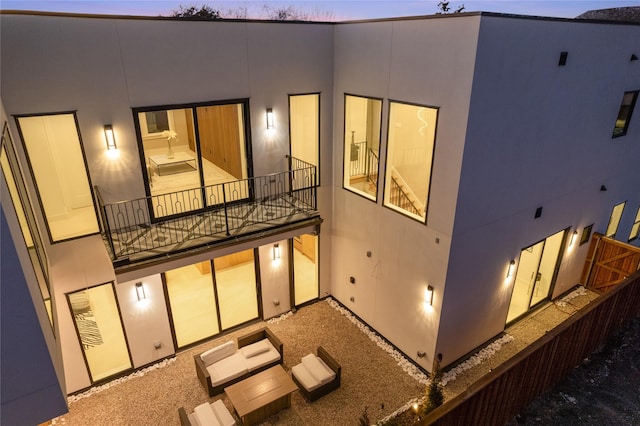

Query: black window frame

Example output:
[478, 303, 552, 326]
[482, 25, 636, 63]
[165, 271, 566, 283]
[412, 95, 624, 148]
[612, 90, 638, 138]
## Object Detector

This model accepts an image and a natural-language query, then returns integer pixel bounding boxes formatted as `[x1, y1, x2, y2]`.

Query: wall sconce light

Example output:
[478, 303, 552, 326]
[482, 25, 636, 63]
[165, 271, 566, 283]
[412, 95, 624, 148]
[570, 230, 578, 246]
[266, 108, 274, 129]
[507, 260, 516, 278]
[104, 124, 117, 150]
[135, 282, 146, 301]
[272, 243, 280, 260]
[424, 285, 434, 307]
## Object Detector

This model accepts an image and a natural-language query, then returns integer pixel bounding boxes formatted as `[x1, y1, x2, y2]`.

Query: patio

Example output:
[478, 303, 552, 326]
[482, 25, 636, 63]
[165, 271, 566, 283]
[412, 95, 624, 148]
[51, 288, 599, 426]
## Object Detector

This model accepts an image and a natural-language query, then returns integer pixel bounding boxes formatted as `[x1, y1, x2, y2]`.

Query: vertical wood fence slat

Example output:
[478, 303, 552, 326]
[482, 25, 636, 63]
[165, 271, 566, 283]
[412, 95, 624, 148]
[420, 270, 640, 426]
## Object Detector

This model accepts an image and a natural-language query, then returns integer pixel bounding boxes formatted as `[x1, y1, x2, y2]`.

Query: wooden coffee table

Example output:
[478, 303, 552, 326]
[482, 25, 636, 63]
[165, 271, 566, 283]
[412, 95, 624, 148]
[224, 365, 297, 425]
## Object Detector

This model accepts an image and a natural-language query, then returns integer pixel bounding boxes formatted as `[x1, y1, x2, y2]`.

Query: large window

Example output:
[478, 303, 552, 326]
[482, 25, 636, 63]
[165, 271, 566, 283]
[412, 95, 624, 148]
[68, 283, 132, 382]
[383, 101, 438, 222]
[289, 94, 320, 177]
[605, 201, 626, 238]
[292, 234, 319, 306]
[1, 124, 53, 329]
[628, 206, 640, 242]
[612, 90, 638, 138]
[135, 100, 251, 220]
[343, 94, 382, 200]
[16, 113, 100, 242]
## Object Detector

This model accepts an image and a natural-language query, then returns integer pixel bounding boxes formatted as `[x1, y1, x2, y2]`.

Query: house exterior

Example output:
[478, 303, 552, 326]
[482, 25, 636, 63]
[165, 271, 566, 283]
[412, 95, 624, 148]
[1, 10, 638, 425]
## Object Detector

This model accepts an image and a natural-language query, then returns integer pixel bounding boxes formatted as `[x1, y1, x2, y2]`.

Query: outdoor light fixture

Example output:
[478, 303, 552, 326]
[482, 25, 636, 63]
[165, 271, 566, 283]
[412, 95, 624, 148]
[425, 285, 434, 307]
[135, 282, 146, 301]
[104, 124, 117, 150]
[272, 243, 280, 260]
[266, 108, 274, 129]
[570, 230, 578, 246]
[507, 260, 516, 278]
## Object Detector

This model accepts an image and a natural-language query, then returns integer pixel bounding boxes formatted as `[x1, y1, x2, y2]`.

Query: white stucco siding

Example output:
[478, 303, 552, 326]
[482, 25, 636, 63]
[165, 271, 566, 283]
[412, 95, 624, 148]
[0, 15, 334, 201]
[331, 16, 481, 371]
[438, 16, 640, 366]
[0, 14, 335, 392]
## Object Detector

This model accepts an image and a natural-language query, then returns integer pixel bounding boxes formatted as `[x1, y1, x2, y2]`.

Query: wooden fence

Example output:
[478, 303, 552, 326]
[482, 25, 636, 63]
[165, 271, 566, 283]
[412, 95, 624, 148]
[419, 270, 640, 425]
[581, 233, 640, 293]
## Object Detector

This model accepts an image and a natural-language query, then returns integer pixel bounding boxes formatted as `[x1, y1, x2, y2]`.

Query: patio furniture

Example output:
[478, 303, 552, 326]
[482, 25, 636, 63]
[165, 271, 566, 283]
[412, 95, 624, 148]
[178, 400, 236, 426]
[291, 346, 341, 402]
[224, 364, 297, 426]
[194, 327, 283, 397]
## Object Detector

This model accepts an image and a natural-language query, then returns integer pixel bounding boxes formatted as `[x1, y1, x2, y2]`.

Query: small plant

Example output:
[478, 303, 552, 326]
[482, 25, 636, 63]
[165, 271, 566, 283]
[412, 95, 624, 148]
[423, 355, 444, 415]
[358, 406, 370, 426]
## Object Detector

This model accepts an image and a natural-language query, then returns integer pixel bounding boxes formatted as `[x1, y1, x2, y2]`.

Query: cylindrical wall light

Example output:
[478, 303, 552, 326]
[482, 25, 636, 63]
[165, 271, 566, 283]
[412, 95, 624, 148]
[266, 108, 274, 129]
[104, 124, 117, 150]
[507, 260, 516, 278]
[135, 282, 146, 301]
[272, 243, 281, 260]
[424, 285, 434, 307]
[570, 230, 578, 246]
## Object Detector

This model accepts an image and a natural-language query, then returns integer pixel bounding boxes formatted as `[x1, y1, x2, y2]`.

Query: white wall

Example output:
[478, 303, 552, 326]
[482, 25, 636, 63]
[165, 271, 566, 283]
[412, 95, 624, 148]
[48, 236, 117, 393]
[437, 15, 640, 366]
[0, 14, 335, 391]
[258, 240, 292, 319]
[331, 16, 481, 371]
[115, 276, 175, 368]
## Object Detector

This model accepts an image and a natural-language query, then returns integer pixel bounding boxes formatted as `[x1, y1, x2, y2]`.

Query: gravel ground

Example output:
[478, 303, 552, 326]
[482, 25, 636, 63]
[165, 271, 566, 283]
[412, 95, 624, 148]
[52, 299, 423, 426]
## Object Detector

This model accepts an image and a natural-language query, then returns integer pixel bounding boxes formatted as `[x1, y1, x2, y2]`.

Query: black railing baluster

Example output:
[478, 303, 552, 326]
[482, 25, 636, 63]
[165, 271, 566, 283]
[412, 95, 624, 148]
[222, 183, 231, 236]
[94, 157, 317, 261]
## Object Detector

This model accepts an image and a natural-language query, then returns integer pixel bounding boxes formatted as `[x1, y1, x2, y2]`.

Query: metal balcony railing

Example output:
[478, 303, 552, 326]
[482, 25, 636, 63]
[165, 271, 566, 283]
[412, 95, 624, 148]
[95, 156, 317, 262]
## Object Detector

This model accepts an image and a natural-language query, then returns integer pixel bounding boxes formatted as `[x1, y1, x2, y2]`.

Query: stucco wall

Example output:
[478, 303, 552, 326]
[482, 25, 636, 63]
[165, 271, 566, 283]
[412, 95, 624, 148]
[0, 13, 335, 391]
[438, 16, 640, 366]
[331, 16, 481, 371]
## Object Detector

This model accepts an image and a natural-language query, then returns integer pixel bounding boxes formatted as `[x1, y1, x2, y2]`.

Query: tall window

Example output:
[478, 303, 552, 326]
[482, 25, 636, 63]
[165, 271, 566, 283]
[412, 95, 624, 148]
[68, 283, 132, 382]
[289, 93, 320, 179]
[628, 206, 640, 242]
[16, 113, 100, 242]
[343, 94, 382, 200]
[1, 124, 53, 329]
[383, 101, 438, 223]
[605, 201, 626, 238]
[612, 90, 638, 138]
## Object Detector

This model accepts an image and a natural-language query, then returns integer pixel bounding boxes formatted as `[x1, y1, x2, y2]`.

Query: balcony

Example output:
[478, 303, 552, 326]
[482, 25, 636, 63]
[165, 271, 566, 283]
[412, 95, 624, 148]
[95, 156, 320, 268]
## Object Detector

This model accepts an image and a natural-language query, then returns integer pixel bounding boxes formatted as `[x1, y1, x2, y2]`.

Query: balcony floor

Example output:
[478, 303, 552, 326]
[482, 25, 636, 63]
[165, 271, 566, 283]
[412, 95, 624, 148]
[105, 193, 319, 267]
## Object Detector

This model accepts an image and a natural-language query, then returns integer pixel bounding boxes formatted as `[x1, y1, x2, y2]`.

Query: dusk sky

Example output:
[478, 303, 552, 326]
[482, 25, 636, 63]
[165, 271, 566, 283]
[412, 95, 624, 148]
[1, 1, 639, 20]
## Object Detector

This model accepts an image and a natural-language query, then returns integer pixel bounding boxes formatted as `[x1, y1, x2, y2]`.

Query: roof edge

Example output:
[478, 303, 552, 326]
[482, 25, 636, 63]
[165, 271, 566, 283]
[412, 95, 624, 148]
[1, 9, 639, 26]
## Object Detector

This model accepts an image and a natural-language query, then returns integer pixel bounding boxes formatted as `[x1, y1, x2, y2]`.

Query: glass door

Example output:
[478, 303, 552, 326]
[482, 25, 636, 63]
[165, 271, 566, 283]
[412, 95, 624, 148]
[506, 229, 566, 324]
[68, 283, 132, 382]
[292, 234, 319, 306]
[214, 249, 259, 329]
[196, 104, 249, 205]
[165, 262, 220, 348]
[138, 108, 202, 218]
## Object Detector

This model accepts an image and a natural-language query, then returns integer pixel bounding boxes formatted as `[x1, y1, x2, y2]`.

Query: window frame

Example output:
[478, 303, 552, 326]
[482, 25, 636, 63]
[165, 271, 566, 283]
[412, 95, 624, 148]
[14, 111, 101, 244]
[132, 98, 254, 222]
[605, 201, 626, 238]
[288, 92, 321, 185]
[342, 93, 384, 202]
[612, 90, 638, 138]
[382, 99, 439, 225]
[580, 223, 594, 246]
[628, 206, 640, 242]
[1, 122, 54, 332]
